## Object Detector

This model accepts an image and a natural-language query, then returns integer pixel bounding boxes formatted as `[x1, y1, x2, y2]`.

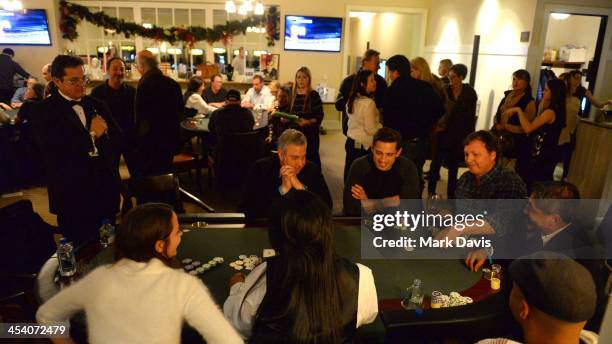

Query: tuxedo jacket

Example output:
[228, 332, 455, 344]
[34, 93, 122, 217]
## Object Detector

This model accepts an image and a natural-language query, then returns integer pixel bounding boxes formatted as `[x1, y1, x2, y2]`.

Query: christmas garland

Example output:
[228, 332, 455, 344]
[59, 1, 280, 47]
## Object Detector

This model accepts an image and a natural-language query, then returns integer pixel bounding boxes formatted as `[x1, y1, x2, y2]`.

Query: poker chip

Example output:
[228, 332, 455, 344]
[208, 260, 217, 267]
[188, 270, 198, 275]
[234, 260, 244, 266]
[234, 266, 244, 271]
[202, 263, 211, 270]
[182, 258, 193, 264]
[229, 262, 237, 268]
[213, 257, 224, 263]
[184, 264, 194, 271]
[192, 261, 201, 267]
[196, 267, 205, 274]
[239, 255, 247, 260]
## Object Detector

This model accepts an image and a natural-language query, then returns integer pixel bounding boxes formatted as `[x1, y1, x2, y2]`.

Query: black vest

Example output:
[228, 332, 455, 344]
[250, 256, 360, 343]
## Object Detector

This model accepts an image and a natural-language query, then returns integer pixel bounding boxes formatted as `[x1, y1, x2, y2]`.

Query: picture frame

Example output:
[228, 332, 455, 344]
[260, 54, 280, 81]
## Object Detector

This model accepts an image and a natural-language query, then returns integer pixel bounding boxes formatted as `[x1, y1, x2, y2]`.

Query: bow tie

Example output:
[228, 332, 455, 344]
[68, 100, 82, 107]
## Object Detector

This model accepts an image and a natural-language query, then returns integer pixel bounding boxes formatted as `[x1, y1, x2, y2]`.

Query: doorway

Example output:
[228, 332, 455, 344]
[539, 12, 608, 117]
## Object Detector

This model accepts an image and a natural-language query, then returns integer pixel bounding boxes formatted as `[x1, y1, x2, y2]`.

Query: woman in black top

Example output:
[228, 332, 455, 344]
[502, 78, 566, 188]
[290, 67, 324, 167]
[493, 69, 536, 184]
[428, 64, 477, 199]
[566, 70, 611, 116]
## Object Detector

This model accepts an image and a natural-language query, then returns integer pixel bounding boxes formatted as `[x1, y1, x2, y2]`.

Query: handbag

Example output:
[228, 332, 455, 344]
[529, 129, 547, 164]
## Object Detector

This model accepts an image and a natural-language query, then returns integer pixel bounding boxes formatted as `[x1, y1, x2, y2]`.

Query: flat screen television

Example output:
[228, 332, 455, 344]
[0, 9, 52, 45]
[284, 15, 342, 52]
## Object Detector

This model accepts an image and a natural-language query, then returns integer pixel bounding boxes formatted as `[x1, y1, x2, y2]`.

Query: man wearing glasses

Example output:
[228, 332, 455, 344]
[35, 55, 122, 246]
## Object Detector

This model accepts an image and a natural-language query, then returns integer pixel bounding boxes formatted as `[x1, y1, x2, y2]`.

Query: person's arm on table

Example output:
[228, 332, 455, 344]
[356, 263, 378, 327]
[224, 263, 267, 339]
[190, 94, 216, 114]
[343, 160, 368, 216]
[184, 278, 243, 343]
[36, 270, 97, 344]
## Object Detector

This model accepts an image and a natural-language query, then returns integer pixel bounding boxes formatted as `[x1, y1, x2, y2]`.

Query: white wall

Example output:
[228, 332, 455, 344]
[424, 0, 537, 130]
[545, 15, 601, 63]
[1, 0, 61, 80]
[349, 12, 422, 72]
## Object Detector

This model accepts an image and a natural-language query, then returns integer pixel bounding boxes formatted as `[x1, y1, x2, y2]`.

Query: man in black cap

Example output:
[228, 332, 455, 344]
[207, 89, 254, 141]
[477, 251, 598, 344]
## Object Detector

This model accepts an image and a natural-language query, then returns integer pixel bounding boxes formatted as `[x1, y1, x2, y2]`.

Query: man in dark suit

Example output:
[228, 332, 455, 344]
[133, 50, 183, 177]
[35, 55, 121, 245]
[524, 181, 607, 331]
[240, 129, 332, 219]
[91, 57, 137, 175]
[208, 89, 254, 141]
[383, 55, 444, 190]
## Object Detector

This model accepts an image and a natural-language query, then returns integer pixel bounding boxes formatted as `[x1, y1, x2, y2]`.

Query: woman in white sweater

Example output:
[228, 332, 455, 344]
[36, 203, 243, 344]
[184, 76, 217, 117]
[344, 69, 382, 181]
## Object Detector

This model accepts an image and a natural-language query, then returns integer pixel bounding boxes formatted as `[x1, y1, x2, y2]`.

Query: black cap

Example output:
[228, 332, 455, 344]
[510, 251, 596, 323]
[226, 89, 241, 102]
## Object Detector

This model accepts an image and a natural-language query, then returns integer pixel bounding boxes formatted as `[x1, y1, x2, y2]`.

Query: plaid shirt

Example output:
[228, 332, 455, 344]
[455, 164, 527, 238]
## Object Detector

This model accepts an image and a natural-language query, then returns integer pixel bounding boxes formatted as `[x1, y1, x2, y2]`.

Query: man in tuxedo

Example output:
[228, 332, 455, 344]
[133, 50, 183, 177]
[36, 55, 121, 246]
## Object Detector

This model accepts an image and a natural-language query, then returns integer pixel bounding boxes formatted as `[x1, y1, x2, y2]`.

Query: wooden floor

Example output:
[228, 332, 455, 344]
[0, 130, 458, 223]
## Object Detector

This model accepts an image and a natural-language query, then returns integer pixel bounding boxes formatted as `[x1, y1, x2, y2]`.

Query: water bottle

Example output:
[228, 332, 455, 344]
[99, 219, 116, 247]
[407, 279, 424, 309]
[57, 238, 77, 277]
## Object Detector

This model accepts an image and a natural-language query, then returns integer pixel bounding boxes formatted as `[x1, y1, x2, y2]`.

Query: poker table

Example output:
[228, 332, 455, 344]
[37, 219, 513, 343]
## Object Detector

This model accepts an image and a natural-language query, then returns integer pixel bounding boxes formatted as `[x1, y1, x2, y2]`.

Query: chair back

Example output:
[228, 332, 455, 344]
[215, 131, 266, 188]
[0, 200, 56, 275]
[125, 174, 184, 214]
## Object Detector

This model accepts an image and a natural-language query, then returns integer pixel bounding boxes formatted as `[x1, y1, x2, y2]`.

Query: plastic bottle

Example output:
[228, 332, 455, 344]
[408, 279, 424, 309]
[57, 238, 77, 277]
[99, 219, 116, 247]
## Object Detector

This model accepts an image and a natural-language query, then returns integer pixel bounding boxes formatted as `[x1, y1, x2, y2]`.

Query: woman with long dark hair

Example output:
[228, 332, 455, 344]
[224, 191, 378, 342]
[37, 203, 242, 344]
[566, 70, 611, 115]
[493, 70, 536, 176]
[502, 78, 567, 186]
[290, 67, 324, 167]
[184, 76, 216, 117]
[344, 69, 381, 181]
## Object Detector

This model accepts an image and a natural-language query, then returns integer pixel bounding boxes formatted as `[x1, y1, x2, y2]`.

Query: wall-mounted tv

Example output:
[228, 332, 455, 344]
[284, 15, 343, 52]
[0, 9, 52, 45]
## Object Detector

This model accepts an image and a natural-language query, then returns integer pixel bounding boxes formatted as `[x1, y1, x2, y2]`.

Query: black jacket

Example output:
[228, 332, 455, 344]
[91, 81, 136, 145]
[34, 93, 121, 217]
[208, 103, 255, 140]
[240, 155, 332, 219]
[382, 75, 444, 140]
[134, 68, 183, 175]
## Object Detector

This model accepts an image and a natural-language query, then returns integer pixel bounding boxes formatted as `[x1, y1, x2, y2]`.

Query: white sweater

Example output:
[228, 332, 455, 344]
[36, 258, 243, 344]
[223, 261, 378, 339]
[186, 93, 217, 115]
[346, 95, 382, 149]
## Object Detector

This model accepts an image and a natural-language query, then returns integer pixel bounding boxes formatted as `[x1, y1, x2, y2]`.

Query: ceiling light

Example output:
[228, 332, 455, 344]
[551, 13, 570, 20]
[225, 1, 236, 14]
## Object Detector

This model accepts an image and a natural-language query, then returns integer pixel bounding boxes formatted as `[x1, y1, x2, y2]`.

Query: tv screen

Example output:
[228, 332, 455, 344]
[284, 15, 342, 52]
[0, 9, 52, 45]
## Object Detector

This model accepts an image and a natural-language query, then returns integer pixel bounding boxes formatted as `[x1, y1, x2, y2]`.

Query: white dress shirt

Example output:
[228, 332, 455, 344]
[241, 86, 273, 111]
[541, 223, 572, 246]
[223, 261, 379, 339]
[185, 93, 217, 115]
[58, 90, 86, 128]
[232, 56, 246, 75]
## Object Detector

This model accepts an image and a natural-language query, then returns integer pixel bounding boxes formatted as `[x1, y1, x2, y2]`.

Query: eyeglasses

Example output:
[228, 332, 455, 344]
[62, 76, 89, 86]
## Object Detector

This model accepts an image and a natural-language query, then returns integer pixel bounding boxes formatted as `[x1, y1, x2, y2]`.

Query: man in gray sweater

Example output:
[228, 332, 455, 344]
[343, 127, 420, 216]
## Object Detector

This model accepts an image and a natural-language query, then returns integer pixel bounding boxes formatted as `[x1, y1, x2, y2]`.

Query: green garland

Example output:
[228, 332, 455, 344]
[59, 0, 280, 46]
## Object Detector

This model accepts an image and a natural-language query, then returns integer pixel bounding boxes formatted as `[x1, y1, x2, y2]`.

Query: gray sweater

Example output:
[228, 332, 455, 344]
[343, 155, 420, 216]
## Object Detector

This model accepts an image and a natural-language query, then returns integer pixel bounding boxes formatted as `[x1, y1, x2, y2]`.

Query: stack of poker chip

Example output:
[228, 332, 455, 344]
[182, 257, 224, 275]
[430, 291, 473, 308]
[229, 254, 261, 271]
